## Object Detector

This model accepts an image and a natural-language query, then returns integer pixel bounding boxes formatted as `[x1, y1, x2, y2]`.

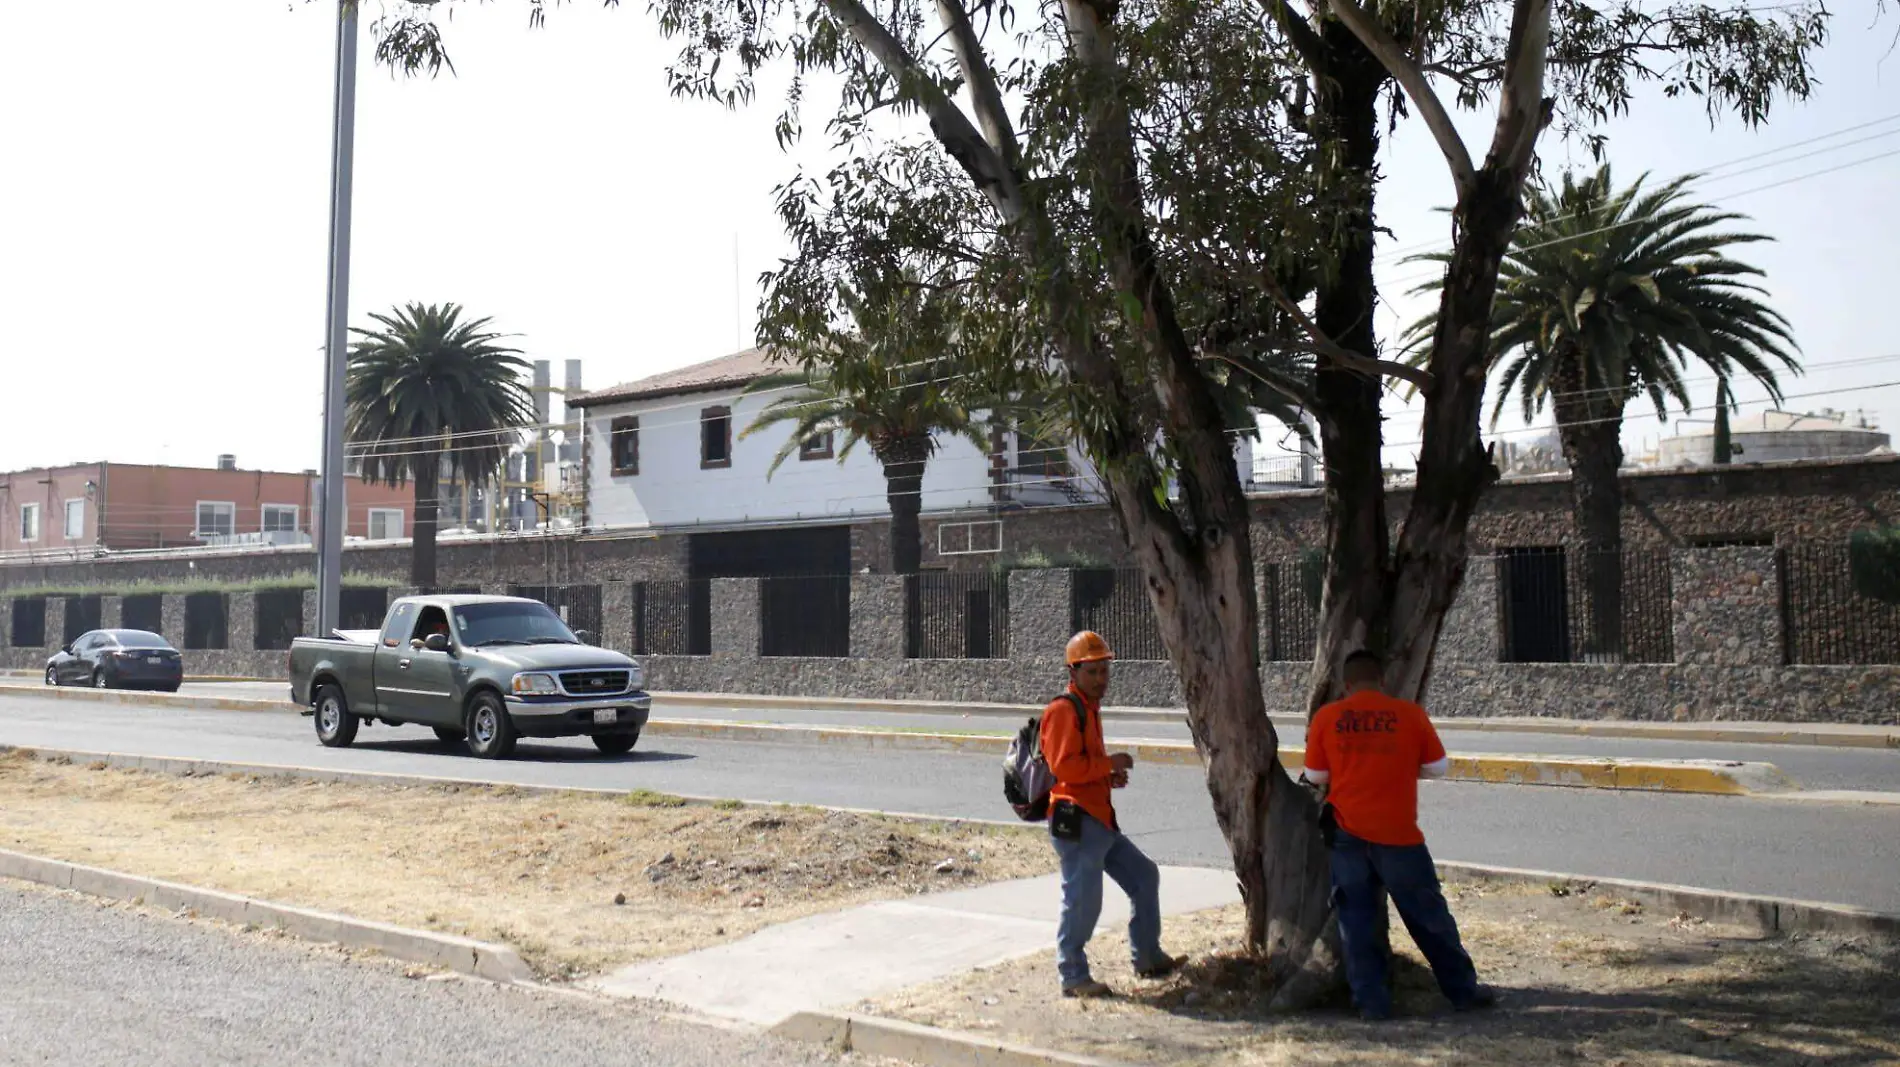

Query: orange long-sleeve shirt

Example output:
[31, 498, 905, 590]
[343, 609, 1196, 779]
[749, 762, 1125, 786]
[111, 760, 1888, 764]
[1041, 685, 1116, 831]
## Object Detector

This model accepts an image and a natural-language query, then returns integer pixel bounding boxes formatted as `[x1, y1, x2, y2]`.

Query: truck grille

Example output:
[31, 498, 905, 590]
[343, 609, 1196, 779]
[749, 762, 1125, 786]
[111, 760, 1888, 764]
[559, 670, 632, 696]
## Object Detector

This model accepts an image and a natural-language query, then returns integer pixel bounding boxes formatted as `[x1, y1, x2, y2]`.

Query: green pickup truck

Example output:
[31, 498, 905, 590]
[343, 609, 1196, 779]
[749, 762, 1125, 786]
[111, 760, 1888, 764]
[287, 594, 651, 759]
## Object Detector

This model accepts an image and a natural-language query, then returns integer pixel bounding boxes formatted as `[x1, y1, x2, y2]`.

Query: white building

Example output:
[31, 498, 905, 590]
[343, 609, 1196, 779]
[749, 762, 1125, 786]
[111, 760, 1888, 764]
[570, 347, 1265, 534]
[569, 348, 1118, 533]
[1656, 408, 1890, 468]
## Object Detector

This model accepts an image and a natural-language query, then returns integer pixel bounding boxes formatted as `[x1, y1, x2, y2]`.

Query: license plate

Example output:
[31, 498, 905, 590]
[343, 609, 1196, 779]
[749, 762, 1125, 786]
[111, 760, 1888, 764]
[147, 656, 165, 665]
[592, 709, 618, 724]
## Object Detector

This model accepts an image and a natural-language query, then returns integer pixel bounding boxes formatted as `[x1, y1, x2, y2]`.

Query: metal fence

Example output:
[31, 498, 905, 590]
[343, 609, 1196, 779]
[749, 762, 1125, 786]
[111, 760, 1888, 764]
[1071, 568, 1166, 661]
[183, 592, 228, 650]
[634, 579, 711, 655]
[1260, 555, 1322, 661]
[906, 572, 1010, 659]
[340, 587, 389, 632]
[121, 594, 162, 634]
[509, 584, 603, 643]
[10, 598, 45, 648]
[63, 595, 102, 645]
[254, 590, 304, 650]
[761, 575, 852, 657]
[1781, 540, 1900, 664]
[1496, 547, 1673, 664]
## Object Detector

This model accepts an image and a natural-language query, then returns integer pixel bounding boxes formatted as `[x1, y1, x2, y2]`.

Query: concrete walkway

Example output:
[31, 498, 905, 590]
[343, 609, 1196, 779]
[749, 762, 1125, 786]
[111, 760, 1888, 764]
[588, 867, 1242, 1025]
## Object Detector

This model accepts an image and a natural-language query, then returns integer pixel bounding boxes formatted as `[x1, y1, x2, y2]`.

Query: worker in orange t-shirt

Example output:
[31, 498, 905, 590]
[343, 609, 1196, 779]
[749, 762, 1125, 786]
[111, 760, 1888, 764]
[1305, 649, 1496, 1021]
[1040, 631, 1182, 998]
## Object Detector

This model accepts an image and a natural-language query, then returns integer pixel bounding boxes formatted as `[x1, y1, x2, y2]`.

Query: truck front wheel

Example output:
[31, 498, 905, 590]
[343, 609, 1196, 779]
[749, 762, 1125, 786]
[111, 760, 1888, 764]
[314, 684, 360, 748]
[464, 692, 518, 759]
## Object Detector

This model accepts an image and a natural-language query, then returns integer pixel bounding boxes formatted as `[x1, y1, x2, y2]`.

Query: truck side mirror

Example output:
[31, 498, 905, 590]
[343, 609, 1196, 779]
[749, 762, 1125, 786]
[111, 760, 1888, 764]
[423, 633, 451, 653]
[573, 629, 594, 646]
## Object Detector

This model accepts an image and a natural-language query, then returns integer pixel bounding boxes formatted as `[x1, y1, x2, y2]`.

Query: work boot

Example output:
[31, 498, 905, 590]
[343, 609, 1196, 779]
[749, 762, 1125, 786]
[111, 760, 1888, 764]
[1453, 985, 1499, 1012]
[1135, 953, 1185, 979]
[1061, 979, 1114, 999]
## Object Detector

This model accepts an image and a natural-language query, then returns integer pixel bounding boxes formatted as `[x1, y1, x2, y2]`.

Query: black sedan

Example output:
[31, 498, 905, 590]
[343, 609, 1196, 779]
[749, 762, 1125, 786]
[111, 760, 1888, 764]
[45, 630, 184, 692]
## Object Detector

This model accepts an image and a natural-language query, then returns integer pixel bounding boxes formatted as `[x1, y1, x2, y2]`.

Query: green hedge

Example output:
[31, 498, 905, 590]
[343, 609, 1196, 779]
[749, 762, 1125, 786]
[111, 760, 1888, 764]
[1849, 529, 1900, 604]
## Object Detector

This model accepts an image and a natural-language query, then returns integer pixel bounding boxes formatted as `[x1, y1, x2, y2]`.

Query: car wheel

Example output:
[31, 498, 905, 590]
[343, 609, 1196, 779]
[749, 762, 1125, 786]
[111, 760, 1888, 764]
[313, 683, 360, 748]
[44, 666, 59, 687]
[432, 726, 467, 745]
[591, 730, 640, 756]
[93, 669, 111, 690]
[464, 692, 517, 759]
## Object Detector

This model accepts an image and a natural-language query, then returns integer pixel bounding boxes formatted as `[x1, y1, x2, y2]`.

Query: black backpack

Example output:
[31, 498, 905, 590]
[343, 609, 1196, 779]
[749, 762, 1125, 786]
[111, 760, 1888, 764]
[1002, 693, 1087, 822]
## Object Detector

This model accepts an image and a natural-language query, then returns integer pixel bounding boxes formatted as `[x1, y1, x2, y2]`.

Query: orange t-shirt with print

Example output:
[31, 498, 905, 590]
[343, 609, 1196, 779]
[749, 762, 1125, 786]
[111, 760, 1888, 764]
[1304, 690, 1446, 847]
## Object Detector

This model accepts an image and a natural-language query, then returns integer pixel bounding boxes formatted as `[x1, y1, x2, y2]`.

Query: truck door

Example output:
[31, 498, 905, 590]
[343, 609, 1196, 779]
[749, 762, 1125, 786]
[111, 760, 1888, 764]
[373, 602, 462, 728]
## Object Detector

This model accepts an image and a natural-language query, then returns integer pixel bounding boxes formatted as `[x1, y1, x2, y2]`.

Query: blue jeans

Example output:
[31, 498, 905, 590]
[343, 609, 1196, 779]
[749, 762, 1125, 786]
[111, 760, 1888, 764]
[1330, 829, 1481, 1015]
[1051, 811, 1164, 987]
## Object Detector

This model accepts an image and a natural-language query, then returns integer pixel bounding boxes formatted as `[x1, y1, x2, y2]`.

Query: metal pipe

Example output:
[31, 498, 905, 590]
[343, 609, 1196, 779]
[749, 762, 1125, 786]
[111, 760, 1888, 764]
[316, 0, 359, 638]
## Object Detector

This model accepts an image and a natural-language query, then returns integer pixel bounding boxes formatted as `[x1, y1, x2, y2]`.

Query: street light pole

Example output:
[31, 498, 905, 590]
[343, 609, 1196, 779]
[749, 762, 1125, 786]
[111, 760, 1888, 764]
[316, 0, 359, 639]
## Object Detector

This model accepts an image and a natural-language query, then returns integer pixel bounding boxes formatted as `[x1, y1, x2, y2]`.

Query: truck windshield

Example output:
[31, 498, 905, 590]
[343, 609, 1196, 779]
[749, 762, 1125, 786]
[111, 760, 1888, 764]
[452, 602, 579, 647]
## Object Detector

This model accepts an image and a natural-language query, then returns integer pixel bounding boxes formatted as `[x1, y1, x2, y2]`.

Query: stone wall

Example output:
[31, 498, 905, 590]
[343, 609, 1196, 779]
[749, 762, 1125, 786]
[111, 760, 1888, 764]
[5, 546, 1897, 725]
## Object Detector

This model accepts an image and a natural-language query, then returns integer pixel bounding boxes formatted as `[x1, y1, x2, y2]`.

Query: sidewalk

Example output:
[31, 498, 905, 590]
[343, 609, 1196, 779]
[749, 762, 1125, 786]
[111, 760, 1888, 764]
[588, 866, 1241, 1025]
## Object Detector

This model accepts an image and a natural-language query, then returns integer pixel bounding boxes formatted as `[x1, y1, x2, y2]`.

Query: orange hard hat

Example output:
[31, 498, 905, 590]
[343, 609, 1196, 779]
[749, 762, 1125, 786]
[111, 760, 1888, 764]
[1065, 631, 1115, 667]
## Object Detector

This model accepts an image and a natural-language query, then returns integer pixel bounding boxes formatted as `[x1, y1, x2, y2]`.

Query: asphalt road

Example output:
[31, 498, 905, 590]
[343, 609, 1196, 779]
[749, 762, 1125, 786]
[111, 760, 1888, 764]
[156, 680, 1900, 792]
[0, 882, 864, 1067]
[3, 690, 1898, 914]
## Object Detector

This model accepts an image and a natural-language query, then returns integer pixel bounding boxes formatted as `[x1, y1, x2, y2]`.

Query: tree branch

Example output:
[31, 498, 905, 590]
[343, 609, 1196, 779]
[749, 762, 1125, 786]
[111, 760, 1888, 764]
[936, 0, 1023, 173]
[1484, 0, 1553, 171]
[1259, 0, 1330, 76]
[1260, 271, 1433, 389]
[821, 0, 1025, 222]
[1323, 0, 1477, 195]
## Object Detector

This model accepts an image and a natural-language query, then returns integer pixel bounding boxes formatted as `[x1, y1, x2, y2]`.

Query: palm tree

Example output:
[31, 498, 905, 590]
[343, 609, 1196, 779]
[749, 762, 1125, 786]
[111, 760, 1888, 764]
[743, 280, 993, 575]
[1405, 166, 1798, 658]
[346, 302, 536, 590]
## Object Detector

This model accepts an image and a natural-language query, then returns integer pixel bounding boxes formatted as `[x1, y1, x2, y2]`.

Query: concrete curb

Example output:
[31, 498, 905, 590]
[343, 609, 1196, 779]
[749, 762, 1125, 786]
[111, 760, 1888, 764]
[769, 1012, 1129, 1067]
[644, 719, 1796, 797]
[0, 847, 535, 983]
[1437, 861, 1900, 939]
[1, 682, 290, 713]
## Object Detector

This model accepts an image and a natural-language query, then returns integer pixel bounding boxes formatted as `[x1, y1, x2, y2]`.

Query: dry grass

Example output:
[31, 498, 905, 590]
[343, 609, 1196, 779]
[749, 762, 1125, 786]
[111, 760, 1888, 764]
[0, 750, 1053, 980]
[869, 880, 1900, 1066]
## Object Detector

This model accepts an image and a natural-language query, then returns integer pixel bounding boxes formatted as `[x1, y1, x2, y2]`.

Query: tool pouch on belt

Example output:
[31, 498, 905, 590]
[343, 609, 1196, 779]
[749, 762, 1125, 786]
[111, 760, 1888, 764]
[1315, 800, 1338, 848]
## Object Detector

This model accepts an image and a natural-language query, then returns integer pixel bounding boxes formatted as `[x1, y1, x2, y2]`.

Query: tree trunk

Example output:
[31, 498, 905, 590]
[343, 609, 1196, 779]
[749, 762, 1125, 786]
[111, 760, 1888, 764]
[1713, 381, 1734, 465]
[1304, 28, 1393, 716]
[878, 437, 930, 575]
[411, 449, 440, 592]
[1553, 374, 1626, 661]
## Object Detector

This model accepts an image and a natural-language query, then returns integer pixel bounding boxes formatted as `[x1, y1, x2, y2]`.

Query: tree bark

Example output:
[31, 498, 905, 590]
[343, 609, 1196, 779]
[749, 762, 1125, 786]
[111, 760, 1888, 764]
[1553, 369, 1626, 660]
[411, 449, 440, 592]
[878, 437, 931, 575]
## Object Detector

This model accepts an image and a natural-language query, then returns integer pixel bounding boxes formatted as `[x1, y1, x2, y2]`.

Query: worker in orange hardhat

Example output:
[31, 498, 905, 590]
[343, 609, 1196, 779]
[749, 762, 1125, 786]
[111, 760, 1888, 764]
[1041, 630, 1182, 997]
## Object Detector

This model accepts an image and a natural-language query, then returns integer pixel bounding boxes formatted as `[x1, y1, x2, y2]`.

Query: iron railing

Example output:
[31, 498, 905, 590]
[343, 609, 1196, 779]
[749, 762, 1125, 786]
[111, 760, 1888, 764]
[906, 572, 1010, 659]
[63, 595, 102, 645]
[760, 575, 852, 657]
[634, 580, 712, 655]
[1071, 568, 1166, 661]
[120, 594, 162, 634]
[10, 597, 46, 648]
[254, 590, 304, 650]
[1496, 547, 1673, 664]
[183, 592, 228, 650]
[1260, 556, 1322, 661]
[1781, 540, 1900, 665]
[509, 584, 603, 643]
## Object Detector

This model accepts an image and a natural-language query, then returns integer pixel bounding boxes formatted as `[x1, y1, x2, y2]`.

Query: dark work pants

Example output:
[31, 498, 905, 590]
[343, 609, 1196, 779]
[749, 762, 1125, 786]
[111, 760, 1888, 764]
[1329, 828, 1481, 1015]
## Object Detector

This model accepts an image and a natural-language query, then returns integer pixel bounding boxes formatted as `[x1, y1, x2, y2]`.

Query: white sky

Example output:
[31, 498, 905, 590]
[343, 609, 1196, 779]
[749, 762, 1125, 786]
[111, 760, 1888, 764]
[2, 1, 1896, 484]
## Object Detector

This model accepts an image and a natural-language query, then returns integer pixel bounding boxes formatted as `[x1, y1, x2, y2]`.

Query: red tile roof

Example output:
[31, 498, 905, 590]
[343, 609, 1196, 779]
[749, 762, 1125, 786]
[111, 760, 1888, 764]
[568, 347, 790, 407]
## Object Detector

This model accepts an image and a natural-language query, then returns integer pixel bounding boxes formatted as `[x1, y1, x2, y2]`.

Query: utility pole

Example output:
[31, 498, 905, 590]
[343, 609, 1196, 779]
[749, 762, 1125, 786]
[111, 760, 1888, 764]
[316, 0, 359, 639]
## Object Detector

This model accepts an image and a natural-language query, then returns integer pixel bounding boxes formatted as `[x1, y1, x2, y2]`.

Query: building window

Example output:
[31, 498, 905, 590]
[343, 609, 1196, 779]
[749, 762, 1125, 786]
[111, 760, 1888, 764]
[195, 501, 236, 538]
[262, 504, 299, 534]
[20, 503, 41, 543]
[800, 431, 835, 462]
[63, 499, 85, 541]
[368, 508, 405, 541]
[611, 416, 640, 476]
[701, 406, 733, 469]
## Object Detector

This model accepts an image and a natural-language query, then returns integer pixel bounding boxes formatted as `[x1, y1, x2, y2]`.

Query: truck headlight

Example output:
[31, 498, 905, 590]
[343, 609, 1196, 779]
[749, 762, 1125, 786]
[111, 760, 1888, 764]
[511, 672, 560, 695]
[628, 664, 645, 690]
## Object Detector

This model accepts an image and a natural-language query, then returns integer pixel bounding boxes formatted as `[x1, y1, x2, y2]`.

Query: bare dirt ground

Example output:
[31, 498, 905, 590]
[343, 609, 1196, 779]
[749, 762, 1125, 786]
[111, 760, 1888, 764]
[0, 750, 1053, 980]
[869, 879, 1900, 1066]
